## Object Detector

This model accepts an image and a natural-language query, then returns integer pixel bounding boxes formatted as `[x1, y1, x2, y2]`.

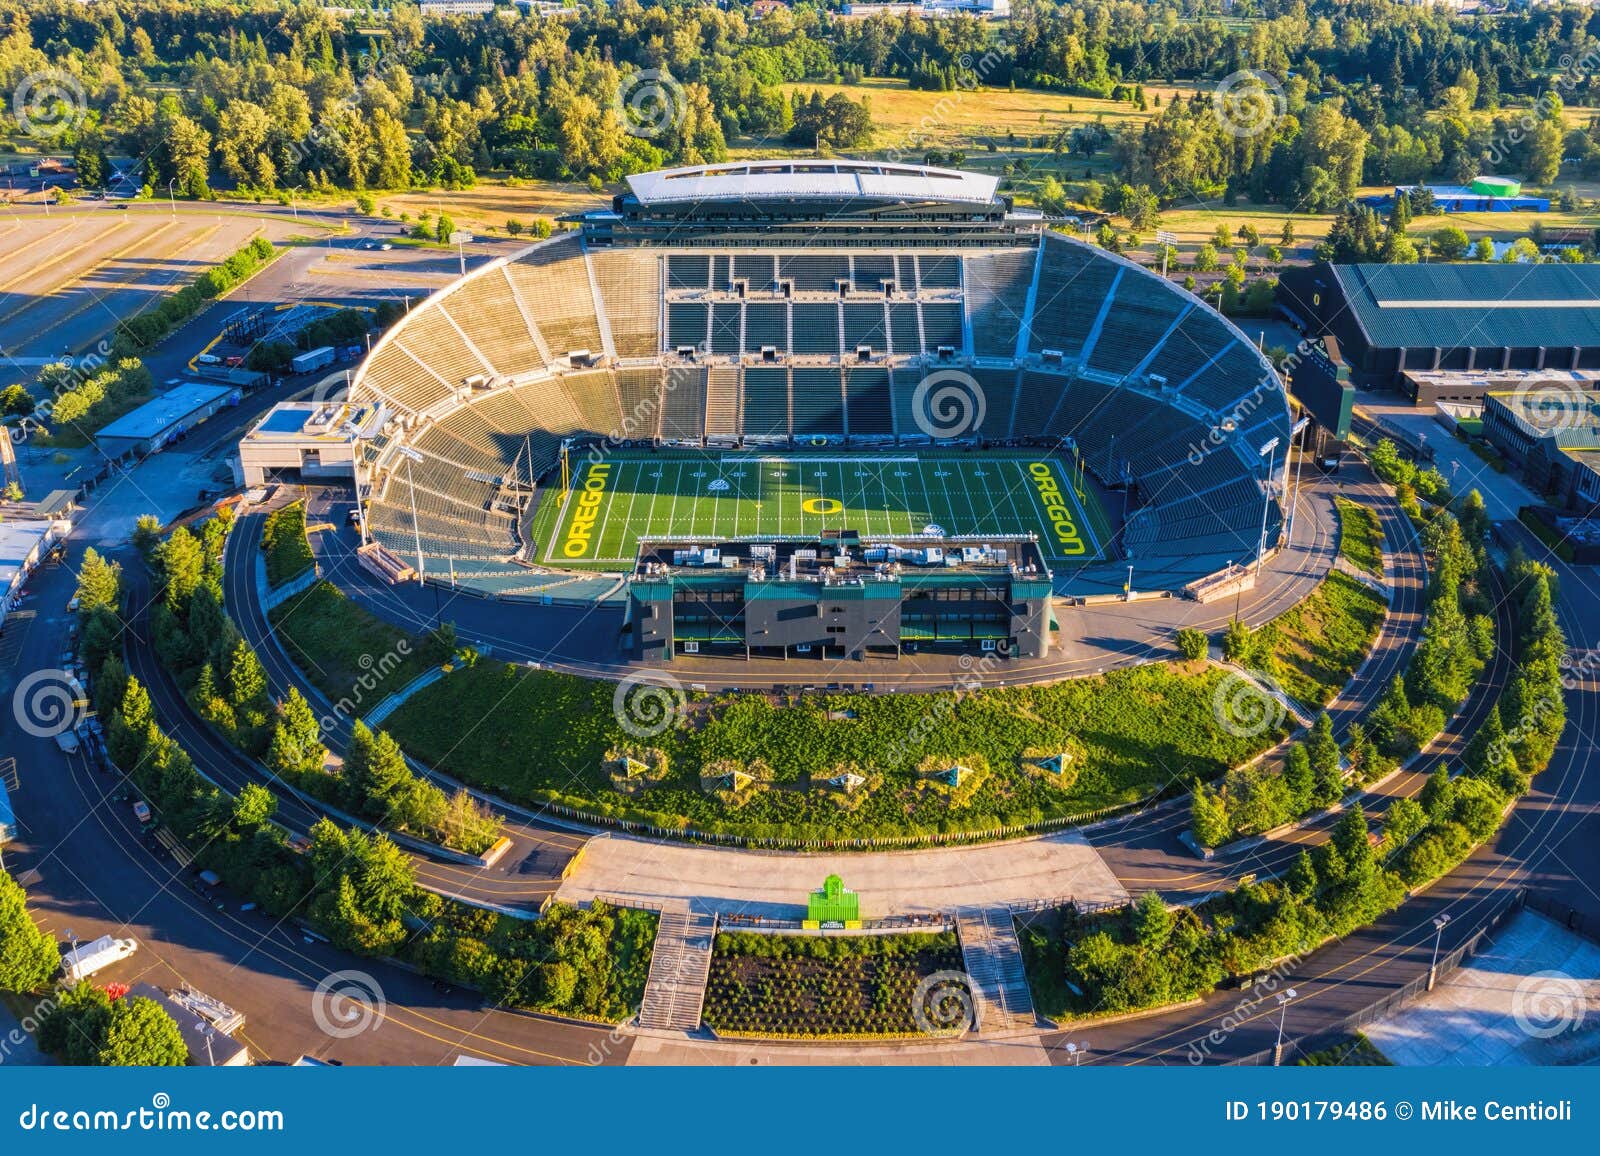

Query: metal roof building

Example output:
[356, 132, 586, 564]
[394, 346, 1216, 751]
[94, 381, 239, 457]
[1277, 262, 1600, 400]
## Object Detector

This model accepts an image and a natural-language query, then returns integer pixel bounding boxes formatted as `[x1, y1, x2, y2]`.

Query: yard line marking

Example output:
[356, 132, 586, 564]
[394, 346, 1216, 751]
[614, 458, 645, 561]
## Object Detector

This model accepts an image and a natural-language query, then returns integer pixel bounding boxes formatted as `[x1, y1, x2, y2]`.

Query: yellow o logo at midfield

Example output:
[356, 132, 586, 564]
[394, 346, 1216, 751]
[802, 497, 842, 515]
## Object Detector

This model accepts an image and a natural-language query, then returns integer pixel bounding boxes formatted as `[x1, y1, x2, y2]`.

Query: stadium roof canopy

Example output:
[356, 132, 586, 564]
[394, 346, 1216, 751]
[625, 159, 1001, 209]
[1333, 263, 1600, 350]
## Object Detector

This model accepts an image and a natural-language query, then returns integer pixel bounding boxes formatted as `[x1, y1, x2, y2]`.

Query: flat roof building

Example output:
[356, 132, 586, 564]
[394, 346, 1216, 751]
[237, 401, 383, 487]
[1482, 387, 1600, 510]
[628, 534, 1053, 662]
[95, 381, 239, 458]
[1, 516, 71, 630]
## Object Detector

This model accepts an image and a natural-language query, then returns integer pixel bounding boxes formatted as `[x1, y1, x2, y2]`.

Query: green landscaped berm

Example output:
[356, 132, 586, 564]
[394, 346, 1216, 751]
[532, 449, 1110, 570]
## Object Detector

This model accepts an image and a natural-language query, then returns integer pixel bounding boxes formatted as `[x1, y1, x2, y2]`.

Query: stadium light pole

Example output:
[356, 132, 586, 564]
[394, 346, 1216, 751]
[1255, 437, 1280, 577]
[1272, 988, 1297, 1067]
[1428, 913, 1452, 991]
[1283, 417, 1311, 546]
[396, 445, 425, 580]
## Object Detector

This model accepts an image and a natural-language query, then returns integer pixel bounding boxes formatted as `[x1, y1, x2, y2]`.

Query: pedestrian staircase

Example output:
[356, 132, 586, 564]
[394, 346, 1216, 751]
[955, 907, 1037, 1036]
[637, 902, 717, 1032]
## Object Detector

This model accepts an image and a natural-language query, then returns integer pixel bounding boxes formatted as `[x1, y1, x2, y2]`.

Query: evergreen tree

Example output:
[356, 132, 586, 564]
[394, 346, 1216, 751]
[225, 639, 267, 711]
[1189, 784, 1232, 848]
[74, 548, 122, 613]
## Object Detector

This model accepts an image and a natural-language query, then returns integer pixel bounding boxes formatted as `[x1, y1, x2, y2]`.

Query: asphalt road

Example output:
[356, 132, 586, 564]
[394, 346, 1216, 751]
[1038, 526, 1599, 1066]
[0, 540, 629, 1065]
[1089, 467, 1482, 897]
[118, 542, 579, 913]
[222, 505, 590, 904]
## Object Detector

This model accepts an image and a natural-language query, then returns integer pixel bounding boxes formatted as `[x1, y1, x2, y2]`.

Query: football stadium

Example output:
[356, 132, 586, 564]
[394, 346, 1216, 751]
[338, 159, 1292, 658]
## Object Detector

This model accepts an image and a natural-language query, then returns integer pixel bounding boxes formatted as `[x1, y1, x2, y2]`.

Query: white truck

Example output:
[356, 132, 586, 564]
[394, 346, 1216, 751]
[291, 346, 336, 374]
[61, 935, 138, 982]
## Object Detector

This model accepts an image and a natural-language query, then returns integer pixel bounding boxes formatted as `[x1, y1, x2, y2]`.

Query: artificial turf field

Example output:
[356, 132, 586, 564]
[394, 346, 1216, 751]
[535, 450, 1111, 568]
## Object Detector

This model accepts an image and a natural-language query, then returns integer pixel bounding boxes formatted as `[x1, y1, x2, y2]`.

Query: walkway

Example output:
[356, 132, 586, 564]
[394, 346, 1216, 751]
[635, 901, 717, 1034]
[956, 907, 1038, 1036]
[556, 830, 1131, 920]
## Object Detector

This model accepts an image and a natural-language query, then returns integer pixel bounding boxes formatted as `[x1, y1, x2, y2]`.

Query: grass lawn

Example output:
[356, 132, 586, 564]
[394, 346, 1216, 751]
[266, 580, 441, 709]
[382, 656, 1283, 841]
[1242, 569, 1388, 710]
[261, 500, 316, 588]
[1334, 496, 1384, 577]
[703, 931, 964, 1038]
[772, 78, 1196, 151]
[374, 182, 604, 237]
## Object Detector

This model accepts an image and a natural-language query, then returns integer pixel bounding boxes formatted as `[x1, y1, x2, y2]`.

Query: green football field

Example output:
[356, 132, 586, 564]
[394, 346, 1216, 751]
[534, 451, 1110, 568]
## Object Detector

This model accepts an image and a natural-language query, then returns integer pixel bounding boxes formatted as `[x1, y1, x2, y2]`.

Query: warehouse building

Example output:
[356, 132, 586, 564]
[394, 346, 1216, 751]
[0, 512, 72, 632]
[1277, 263, 1600, 400]
[94, 381, 239, 458]
[628, 535, 1054, 661]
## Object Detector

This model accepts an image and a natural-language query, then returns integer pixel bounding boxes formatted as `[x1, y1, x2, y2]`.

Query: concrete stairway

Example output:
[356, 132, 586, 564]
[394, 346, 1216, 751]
[637, 902, 717, 1033]
[955, 907, 1038, 1036]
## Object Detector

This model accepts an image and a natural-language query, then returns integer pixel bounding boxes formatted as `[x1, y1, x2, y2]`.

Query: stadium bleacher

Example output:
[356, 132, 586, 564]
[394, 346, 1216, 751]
[350, 217, 1291, 595]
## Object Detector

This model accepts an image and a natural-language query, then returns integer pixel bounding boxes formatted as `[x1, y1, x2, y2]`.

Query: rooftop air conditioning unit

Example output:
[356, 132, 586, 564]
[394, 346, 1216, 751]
[677, 345, 698, 360]
[856, 345, 873, 363]
[936, 345, 955, 361]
